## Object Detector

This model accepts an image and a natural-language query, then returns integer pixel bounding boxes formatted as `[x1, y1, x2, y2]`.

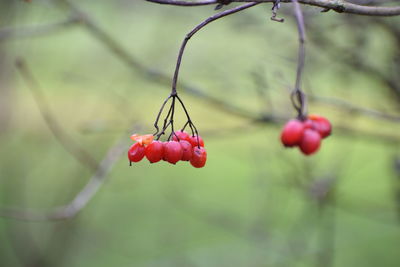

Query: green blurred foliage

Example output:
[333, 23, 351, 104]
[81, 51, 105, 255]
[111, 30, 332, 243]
[0, 1, 400, 267]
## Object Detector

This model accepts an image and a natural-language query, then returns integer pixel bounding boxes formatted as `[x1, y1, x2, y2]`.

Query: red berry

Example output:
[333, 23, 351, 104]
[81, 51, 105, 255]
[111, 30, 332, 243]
[299, 129, 321, 155]
[164, 141, 183, 164]
[303, 119, 315, 129]
[281, 119, 304, 147]
[128, 142, 145, 162]
[308, 114, 331, 138]
[190, 146, 207, 168]
[162, 142, 168, 161]
[145, 141, 164, 163]
[179, 140, 192, 161]
[189, 135, 204, 147]
[172, 131, 190, 142]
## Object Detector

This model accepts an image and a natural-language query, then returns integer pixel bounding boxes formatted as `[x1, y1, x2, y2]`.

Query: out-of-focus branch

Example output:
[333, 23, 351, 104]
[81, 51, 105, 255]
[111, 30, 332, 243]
[60, 0, 146, 73]
[0, 16, 80, 41]
[2, 58, 138, 221]
[393, 157, 400, 223]
[15, 59, 99, 171]
[251, 68, 274, 113]
[309, 95, 400, 123]
[145, 0, 400, 17]
[348, 0, 398, 5]
[308, 17, 400, 105]
[0, 135, 129, 221]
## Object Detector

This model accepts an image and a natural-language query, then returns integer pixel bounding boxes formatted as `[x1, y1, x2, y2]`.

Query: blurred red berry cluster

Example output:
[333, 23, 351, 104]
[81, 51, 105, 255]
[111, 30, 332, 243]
[280, 114, 331, 155]
[128, 131, 207, 168]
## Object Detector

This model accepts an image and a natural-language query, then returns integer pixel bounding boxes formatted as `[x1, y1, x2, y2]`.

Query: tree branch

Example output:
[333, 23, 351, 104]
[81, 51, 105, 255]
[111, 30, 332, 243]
[0, 16, 80, 42]
[145, 0, 400, 16]
[15, 59, 99, 171]
[145, 0, 217, 6]
[0, 134, 129, 221]
[308, 95, 400, 123]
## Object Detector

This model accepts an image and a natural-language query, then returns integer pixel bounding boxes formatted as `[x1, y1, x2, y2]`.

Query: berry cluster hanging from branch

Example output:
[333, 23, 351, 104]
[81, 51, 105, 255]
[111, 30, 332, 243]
[278, 0, 332, 155]
[128, 89, 206, 168]
[132, 0, 338, 164]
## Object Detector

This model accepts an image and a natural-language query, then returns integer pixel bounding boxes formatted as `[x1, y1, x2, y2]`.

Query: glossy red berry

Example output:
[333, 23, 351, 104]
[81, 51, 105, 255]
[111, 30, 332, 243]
[303, 119, 315, 129]
[299, 129, 321, 155]
[190, 146, 207, 168]
[179, 140, 192, 161]
[162, 142, 168, 161]
[164, 141, 183, 164]
[172, 131, 190, 142]
[128, 142, 146, 162]
[308, 114, 331, 138]
[281, 119, 305, 147]
[145, 141, 164, 163]
[189, 135, 204, 148]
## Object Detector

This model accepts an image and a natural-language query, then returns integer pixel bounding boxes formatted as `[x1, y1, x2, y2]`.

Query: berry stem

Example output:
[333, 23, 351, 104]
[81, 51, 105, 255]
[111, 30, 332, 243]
[156, 100, 173, 139]
[291, 0, 307, 119]
[153, 94, 200, 141]
[176, 95, 200, 140]
[155, 1, 258, 142]
[170, 2, 260, 96]
[153, 94, 172, 135]
[169, 96, 177, 140]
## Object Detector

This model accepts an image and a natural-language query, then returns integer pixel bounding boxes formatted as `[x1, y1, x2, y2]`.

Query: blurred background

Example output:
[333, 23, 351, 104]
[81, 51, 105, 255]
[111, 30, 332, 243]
[1, 0, 400, 266]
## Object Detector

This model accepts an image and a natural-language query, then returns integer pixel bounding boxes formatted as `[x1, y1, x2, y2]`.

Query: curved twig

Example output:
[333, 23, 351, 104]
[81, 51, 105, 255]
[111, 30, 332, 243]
[15, 59, 99, 171]
[171, 2, 260, 95]
[0, 16, 80, 42]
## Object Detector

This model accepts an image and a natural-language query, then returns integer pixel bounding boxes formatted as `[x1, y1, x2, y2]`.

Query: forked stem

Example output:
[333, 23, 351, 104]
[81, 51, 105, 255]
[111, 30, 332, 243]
[154, 2, 260, 140]
[153, 94, 172, 135]
[153, 94, 200, 141]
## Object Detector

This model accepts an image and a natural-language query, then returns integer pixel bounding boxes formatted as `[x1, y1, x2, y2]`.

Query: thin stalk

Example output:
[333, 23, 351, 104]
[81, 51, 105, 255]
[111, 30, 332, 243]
[171, 2, 260, 95]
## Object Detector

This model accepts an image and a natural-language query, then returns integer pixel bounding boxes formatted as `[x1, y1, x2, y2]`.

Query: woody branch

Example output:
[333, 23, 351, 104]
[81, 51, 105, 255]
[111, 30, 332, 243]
[145, 0, 400, 17]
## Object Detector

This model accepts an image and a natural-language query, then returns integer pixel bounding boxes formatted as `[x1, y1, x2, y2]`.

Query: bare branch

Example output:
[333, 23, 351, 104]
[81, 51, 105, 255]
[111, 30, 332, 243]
[2, 58, 139, 222]
[347, 0, 398, 5]
[0, 135, 129, 221]
[146, 0, 400, 17]
[59, 1, 146, 74]
[309, 95, 400, 123]
[0, 16, 80, 42]
[145, 0, 217, 6]
[15, 59, 99, 171]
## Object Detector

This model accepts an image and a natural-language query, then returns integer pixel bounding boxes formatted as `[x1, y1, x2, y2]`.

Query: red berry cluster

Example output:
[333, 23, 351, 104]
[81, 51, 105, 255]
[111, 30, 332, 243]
[280, 114, 332, 155]
[128, 131, 207, 168]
